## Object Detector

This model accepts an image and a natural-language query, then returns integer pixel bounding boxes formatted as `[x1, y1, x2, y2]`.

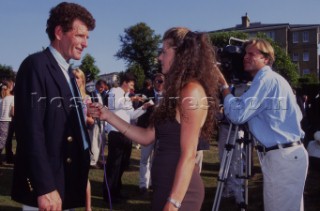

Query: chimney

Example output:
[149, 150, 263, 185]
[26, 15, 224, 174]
[241, 13, 250, 28]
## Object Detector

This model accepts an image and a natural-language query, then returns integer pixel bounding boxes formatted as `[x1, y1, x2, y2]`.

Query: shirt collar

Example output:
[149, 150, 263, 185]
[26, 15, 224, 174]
[252, 65, 271, 82]
[154, 89, 162, 96]
[48, 45, 70, 71]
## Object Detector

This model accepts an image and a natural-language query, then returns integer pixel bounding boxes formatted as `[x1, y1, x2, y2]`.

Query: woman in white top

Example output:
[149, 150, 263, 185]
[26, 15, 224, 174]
[0, 80, 14, 157]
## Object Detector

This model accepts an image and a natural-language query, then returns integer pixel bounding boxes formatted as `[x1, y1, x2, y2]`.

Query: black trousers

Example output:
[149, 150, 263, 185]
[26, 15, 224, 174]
[104, 131, 132, 197]
[5, 118, 15, 162]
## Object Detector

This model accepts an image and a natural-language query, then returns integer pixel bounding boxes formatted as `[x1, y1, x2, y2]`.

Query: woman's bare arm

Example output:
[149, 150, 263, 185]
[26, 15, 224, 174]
[88, 103, 155, 146]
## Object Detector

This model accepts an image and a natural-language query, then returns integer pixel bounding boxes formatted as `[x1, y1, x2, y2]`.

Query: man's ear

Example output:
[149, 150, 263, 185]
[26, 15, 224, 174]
[54, 25, 63, 41]
[263, 56, 270, 65]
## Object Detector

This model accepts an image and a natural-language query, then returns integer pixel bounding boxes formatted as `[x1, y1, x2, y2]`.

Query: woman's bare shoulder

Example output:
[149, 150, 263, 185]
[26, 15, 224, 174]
[181, 81, 205, 97]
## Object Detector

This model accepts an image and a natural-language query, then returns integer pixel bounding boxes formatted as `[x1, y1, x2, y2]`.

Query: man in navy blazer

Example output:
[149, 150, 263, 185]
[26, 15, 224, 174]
[11, 2, 95, 210]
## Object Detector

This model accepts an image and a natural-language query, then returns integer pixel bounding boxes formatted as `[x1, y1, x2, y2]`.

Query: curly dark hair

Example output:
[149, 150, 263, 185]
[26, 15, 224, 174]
[151, 27, 220, 139]
[46, 2, 96, 42]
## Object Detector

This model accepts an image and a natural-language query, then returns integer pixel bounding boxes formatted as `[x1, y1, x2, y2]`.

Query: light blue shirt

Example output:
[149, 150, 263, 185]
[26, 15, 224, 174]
[223, 65, 304, 147]
[48, 46, 89, 150]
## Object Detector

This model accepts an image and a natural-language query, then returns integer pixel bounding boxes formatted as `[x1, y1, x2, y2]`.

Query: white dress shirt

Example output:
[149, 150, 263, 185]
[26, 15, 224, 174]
[106, 87, 146, 133]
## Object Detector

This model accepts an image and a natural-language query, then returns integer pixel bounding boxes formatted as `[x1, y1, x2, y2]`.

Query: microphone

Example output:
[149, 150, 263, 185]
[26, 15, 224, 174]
[86, 81, 98, 121]
[86, 81, 96, 101]
[86, 81, 101, 125]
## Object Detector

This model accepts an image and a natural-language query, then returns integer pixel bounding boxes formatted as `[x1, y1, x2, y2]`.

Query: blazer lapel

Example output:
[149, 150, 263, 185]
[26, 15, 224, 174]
[44, 48, 73, 114]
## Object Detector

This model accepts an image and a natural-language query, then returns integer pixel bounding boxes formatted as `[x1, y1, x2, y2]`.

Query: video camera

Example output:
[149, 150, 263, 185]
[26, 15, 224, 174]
[217, 37, 251, 84]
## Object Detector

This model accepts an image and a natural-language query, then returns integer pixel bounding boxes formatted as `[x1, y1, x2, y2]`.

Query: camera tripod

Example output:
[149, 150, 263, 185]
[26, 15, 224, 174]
[212, 123, 264, 211]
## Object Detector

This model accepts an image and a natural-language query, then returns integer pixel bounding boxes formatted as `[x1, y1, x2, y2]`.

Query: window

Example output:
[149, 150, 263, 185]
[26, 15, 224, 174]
[303, 51, 309, 61]
[302, 69, 310, 75]
[293, 32, 299, 43]
[292, 53, 299, 62]
[303, 31, 309, 43]
[266, 31, 275, 40]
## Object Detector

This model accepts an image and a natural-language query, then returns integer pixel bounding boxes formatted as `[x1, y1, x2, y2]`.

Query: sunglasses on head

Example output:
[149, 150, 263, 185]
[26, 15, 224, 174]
[155, 80, 164, 84]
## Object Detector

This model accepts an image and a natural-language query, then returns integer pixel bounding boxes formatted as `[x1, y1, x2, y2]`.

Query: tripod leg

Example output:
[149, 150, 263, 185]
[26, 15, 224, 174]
[234, 132, 245, 207]
[241, 138, 252, 211]
[235, 129, 254, 211]
[212, 124, 239, 211]
[213, 124, 262, 211]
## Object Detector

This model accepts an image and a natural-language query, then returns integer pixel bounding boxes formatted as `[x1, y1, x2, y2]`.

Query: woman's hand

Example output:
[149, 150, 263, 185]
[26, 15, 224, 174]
[130, 95, 143, 102]
[163, 202, 178, 211]
[142, 100, 154, 110]
[88, 102, 108, 120]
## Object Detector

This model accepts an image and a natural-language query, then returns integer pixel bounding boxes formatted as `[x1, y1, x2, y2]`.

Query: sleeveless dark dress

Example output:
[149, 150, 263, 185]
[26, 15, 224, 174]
[151, 119, 204, 211]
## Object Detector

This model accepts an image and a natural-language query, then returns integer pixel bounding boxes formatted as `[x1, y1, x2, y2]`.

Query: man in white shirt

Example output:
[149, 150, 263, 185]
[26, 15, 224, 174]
[104, 72, 152, 203]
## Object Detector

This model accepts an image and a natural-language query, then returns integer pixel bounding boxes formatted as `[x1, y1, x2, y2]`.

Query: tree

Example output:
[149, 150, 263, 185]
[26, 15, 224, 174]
[0, 64, 16, 82]
[79, 53, 100, 81]
[115, 22, 161, 78]
[298, 73, 319, 85]
[127, 63, 145, 91]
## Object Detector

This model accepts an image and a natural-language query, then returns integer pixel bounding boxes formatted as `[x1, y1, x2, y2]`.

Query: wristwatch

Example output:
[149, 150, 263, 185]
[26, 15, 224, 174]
[167, 197, 181, 208]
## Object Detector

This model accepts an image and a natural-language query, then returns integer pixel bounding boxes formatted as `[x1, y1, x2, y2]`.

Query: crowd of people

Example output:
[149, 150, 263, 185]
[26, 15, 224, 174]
[1, 1, 320, 211]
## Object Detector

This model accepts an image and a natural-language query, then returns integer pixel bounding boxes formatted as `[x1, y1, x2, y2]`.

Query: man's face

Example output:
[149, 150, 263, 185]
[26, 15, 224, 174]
[243, 45, 269, 76]
[122, 81, 135, 93]
[153, 76, 164, 92]
[96, 84, 105, 94]
[56, 19, 89, 61]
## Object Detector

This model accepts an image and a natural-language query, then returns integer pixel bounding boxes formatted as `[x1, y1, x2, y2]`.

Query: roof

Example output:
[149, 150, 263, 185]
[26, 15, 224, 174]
[210, 22, 320, 33]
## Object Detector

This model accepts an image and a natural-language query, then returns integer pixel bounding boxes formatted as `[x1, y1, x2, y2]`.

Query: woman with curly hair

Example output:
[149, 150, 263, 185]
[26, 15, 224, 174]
[89, 27, 221, 211]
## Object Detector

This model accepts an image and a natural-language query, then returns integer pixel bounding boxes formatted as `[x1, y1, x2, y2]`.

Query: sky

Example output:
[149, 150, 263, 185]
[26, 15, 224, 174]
[1, 0, 320, 74]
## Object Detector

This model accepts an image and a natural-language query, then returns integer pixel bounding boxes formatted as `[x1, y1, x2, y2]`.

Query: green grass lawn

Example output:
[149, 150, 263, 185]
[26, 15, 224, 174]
[1, 141, 320, 210]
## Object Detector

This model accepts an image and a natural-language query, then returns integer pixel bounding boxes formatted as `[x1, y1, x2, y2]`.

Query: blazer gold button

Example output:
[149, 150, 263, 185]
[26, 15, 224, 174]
[66, 158, 72, 163]
[67, 136, 73, 142]
[26, 178, 34, 192]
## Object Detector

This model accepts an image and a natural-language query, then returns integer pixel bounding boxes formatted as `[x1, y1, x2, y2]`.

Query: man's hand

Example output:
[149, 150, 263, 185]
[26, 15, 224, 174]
[142, 100, 154, 110]
[37, 190, 62, 211]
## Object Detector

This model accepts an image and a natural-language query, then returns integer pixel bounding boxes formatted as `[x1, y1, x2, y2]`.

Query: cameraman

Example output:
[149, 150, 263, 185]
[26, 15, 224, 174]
[218, 38, 308, 211]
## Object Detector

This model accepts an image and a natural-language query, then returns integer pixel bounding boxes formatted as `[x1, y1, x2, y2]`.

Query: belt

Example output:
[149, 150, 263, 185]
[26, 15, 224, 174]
[256, 140, 302, 153]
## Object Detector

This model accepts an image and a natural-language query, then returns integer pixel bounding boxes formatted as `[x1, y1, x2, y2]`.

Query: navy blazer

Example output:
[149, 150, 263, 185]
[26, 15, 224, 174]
[11, 48, 91, 209]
